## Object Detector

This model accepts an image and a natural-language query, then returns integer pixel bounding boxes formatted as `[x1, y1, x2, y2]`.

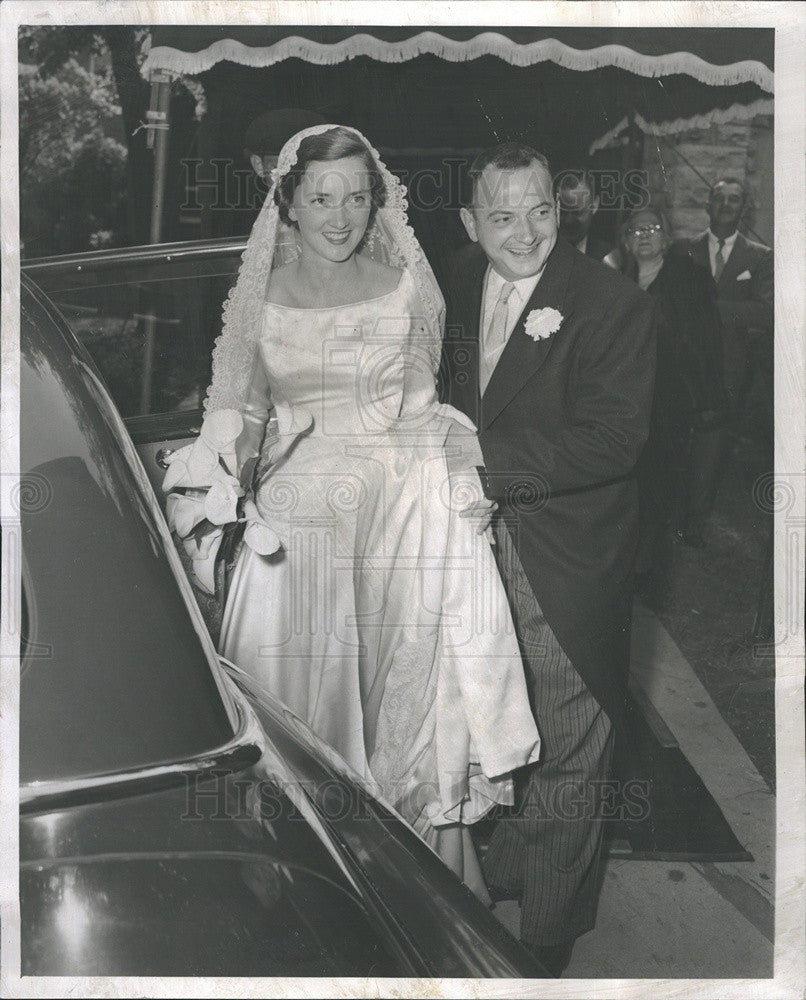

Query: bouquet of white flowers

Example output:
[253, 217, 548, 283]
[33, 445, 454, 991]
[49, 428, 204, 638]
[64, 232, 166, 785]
[163, 404, 314, 598]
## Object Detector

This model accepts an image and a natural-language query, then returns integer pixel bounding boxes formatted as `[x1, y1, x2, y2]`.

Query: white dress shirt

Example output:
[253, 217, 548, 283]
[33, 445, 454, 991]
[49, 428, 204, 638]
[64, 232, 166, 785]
[707, 228, 738, 278]
[480, 267, 543, 388]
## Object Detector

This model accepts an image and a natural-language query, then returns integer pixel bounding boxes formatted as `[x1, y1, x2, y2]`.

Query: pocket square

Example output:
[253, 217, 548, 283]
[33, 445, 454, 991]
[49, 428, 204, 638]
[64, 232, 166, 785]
[736, 270, 752, 281]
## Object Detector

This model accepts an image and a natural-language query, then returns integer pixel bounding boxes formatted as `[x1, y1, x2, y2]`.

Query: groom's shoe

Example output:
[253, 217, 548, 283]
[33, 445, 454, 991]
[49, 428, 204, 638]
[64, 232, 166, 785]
[523, 940, 575, 978]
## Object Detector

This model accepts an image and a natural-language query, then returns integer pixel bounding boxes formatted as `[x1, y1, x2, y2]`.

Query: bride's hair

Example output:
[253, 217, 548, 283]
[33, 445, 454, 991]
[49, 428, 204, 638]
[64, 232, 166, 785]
[275, 125, 387, 228]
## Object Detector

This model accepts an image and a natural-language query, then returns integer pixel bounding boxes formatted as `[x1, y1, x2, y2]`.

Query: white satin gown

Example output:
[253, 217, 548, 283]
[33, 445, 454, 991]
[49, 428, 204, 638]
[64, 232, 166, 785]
[219, 267, 540, 887]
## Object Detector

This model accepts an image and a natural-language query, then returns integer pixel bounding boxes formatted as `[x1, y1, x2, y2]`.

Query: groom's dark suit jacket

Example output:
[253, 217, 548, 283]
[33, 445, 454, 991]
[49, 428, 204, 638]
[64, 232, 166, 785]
[440, 238, 656, 725]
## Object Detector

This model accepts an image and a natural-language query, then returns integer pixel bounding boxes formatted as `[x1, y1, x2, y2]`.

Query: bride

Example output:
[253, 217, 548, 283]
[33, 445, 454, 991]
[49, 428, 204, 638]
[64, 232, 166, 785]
[195, 124, 540, 897]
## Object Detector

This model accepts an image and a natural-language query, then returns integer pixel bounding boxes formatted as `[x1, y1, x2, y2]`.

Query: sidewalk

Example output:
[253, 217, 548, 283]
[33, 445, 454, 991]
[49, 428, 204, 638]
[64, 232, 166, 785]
[492, 600, 775, 979]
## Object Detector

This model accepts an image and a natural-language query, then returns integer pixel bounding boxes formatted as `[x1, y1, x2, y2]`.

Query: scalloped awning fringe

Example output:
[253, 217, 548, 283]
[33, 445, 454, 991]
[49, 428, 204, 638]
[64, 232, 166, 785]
[588, 98, 775, 154]
[141, 31, 774, 91]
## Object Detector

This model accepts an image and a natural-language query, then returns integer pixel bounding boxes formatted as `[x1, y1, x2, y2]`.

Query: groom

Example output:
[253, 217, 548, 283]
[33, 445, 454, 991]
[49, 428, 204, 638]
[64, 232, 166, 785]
[440, 143, 655, 974]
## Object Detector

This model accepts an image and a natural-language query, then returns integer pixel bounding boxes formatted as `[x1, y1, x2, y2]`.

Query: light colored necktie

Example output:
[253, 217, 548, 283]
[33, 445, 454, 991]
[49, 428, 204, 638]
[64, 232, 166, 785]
[714, 239, 727, 282]
[481, 280, 515, 394]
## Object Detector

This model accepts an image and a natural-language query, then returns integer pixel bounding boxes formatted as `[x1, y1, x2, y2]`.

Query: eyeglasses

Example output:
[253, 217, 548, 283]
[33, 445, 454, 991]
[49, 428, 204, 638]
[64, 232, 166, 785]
[627, 224, 664, 236]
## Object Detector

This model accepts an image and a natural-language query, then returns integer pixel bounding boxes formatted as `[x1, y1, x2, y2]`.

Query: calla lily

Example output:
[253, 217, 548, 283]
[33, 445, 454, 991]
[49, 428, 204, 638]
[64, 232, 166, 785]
[185, 437, 221, 483]
[183, 524, 226, 595]
[166, 491, 207, 538]
[242, 498, 260, 520]
[244, 520, 281, 555]
[181, 533, 200, 560]
[200, 409, 243, 452]
[163, 407, 281, 593]
[180, 522, 224, 561]
[263, 403, 314, 468]
[241, 498, 281, 556]
[161, 441, 204, 492]
[192, 558, 217, 596]
[204, 475, 242, 525]
[192, 549, 223, 595]
[209, 462, 241, 487]
[162, 457, 190, 493]
[162, 439, 219, 491]
[162, 442, 193, 465]
[195, 523, 225, 561]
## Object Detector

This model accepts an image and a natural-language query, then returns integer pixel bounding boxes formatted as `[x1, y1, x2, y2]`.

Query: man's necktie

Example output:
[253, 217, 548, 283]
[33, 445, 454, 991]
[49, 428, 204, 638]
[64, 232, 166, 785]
[481, 281, 515, 394]
[714, 239, 727, 282]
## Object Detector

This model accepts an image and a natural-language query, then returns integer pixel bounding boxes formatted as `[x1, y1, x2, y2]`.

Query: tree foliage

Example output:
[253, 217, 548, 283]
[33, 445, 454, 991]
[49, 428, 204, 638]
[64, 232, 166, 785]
[19, 26, 153, 254]
[19, 59, 128, 255]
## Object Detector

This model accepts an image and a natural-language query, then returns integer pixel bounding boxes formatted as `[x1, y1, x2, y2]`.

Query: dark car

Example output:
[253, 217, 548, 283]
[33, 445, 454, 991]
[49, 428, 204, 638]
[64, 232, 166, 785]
[18, 267, 545, 978]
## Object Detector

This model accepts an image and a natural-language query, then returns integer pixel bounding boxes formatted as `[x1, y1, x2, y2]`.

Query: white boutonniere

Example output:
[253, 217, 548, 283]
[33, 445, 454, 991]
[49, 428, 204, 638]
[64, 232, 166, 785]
[524, 307, 564, 342]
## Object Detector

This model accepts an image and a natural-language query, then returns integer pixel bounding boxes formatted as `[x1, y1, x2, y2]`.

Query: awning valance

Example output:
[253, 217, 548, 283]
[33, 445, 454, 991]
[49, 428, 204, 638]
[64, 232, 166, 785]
[142, 26, 774, 91]
[589, 97, 775, 153]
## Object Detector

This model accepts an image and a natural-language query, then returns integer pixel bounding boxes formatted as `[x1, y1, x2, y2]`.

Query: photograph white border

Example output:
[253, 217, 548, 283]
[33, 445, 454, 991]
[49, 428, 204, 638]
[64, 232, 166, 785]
[2, 2, 803, 997]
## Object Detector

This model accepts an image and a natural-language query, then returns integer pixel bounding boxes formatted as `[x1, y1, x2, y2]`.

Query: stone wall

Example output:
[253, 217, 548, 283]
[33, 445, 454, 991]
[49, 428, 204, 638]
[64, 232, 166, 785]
[641, 115, 773, 247]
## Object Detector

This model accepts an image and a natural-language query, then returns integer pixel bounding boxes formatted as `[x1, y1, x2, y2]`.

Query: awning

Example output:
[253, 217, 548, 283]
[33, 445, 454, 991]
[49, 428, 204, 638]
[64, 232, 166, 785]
[142, 26, 774, 91]
[138, 24, 775, 258]
[589, 97, 775, 153]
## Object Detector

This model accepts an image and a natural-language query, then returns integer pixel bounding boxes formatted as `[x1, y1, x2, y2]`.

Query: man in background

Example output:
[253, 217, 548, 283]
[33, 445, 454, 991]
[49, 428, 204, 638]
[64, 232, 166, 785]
[555, 170, 611, 260]
[679, 177, 773, 444]
[244, 107, 326, 184]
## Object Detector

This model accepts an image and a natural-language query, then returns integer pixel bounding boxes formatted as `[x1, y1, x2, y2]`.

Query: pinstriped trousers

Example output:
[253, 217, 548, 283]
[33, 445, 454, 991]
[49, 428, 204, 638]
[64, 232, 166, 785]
[483, 514, 614, 947]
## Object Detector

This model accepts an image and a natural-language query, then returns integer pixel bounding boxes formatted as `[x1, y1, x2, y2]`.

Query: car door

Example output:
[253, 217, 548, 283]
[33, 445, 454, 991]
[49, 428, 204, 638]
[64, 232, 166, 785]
[23, 238, 248, 508]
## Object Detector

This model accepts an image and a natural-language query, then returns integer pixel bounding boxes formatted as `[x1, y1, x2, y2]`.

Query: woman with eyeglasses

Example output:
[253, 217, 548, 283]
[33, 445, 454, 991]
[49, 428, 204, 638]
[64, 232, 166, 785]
[615, 205, 728, 575]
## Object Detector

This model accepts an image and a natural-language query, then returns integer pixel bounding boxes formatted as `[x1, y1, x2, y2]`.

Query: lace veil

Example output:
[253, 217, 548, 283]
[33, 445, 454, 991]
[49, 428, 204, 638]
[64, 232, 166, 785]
[203, 124, 446, 415]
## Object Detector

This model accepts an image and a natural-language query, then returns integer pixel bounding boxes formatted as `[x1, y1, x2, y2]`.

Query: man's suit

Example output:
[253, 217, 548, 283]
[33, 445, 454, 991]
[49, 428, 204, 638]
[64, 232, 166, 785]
[442, 237, 655, 725]
[577, 233, 613, 262]
[441, 236, 655, 946]
[679, 230, 773, 414]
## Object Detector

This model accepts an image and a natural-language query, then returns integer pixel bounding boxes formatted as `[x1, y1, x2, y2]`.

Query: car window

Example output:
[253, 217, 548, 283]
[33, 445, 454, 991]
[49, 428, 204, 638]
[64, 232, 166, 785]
[23, 244, 243, 419]
[20, 284, 236, 786]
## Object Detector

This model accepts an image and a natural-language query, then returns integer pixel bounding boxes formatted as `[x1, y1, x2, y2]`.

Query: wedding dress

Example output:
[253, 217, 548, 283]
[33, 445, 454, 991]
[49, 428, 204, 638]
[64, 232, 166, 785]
[193, 125, 540, 891]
